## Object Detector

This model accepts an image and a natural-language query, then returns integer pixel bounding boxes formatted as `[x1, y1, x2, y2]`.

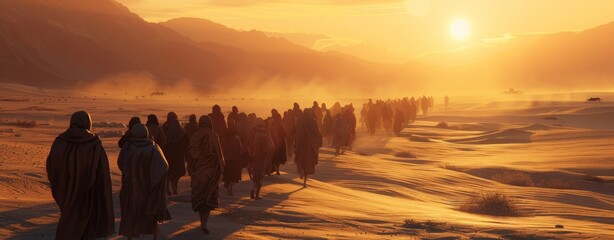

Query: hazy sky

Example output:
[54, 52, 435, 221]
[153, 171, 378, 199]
[118, 0, 614, 60]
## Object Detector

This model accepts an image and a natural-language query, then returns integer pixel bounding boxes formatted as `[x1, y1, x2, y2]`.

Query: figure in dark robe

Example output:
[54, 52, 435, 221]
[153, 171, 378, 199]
[236, 113, 251, 149]
[321, 110, 333, 146]
[330, 102, 342, 117]
[184, 114, 198, 141]
[209, 105, 227, 137]
[382, 104, 393, 133]
[268, 109, 287, 175]
[366, 107, 378, 136]
[248, 118, 275, 199]
[331, 112, 349, 156]
[227, 106, 240, 124]
[46, 111, 114, 240]
[187, 115, 225, 234]
[345, 106, 357, 150]
[444, 95, 449, 108]
[118, 116, 141, 148]
[421, 95, 430, 116]
[118, 124, 171, 239]
[393, 108, 405, 135]
[162, 112, 187, 196]
[294, 109, 322, 187]
[146, 114, 166, 146]
[292, 103, 303, 119]
[283, 109, 296, 162]
[312, 101, 323, 128]
[221, 119, 245, 196]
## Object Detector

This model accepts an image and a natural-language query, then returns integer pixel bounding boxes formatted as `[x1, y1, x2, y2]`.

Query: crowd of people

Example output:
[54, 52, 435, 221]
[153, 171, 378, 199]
[359, 96, 436, 136]
[45, 100, 369, 239]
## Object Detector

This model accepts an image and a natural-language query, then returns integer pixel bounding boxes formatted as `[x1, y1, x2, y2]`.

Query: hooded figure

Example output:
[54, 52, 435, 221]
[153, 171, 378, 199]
[268, 109, 287, 175]
[311, 101, 323, 128]
[393, 108, 405, 135]
[227, 106, 240, 124]
[248, 118, 275, 200]
[118, 123, 171, 239]
[283, 109, 296, 162]
[187, 115, 225, 234]
[221, 119, 245, 196]
[209, 105, 227, 137]
[331, 111, 349, 155]
[118, 116, 142, 148]
[146, 114, 166, 146]
[294, 109, 322, 187]
[46, 111, 114, 240]
[184, 114, 198, 140]
[321, 110, 333, 145]
[162, 112, 187, 196]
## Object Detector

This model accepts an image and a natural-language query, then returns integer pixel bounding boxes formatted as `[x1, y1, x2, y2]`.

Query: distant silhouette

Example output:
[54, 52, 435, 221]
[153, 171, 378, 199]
[209, 105, 227, 137]
[146, 114, 167, 146]
[162, 112, 187, 196]
[444, 95, 450, 108]
[283, 109, 296, 162]
[184, 114, 198, 141]
[221, 119, 245, 196]
[117, 123, 171, 239]
[393, 108, 405, 135]
[227, 106, 240, 124]
[118, 116, 141, 148]
[294, 109, 322, 187]
[366, 106, 378, 136]
[248, 118, 275, 200]
[186, 115, 225, 235]
[345, 106, 357, 150]
[321, 110, 333, 146]
[312, 101, 323, 128]
[268, 109, 287, 176]
[46, 111, 114, 239]
[331, 111, 350, 156]
[382, 104, 393, 133]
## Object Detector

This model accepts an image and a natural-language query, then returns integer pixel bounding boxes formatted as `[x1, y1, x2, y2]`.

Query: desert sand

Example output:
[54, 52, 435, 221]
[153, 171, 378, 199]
[1, 83, 613, 239]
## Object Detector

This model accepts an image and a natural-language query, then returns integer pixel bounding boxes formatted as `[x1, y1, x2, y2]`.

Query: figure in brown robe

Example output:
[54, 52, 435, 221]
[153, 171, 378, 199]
[187, 115, 225, 234]
[118, 116, 141, 148]
[118, 124, 171, 239]
[209, 105, 227, 137]
[46, 111, 114, 240]
[393, 108, 405, 135]
[294, 109, 322, 187]
[221, 119, 245, 196]
[184, 114, 198, 140]
[312, 101, 323, 128]
[227, 106, 240, 124]
[146, 114, 166, 146]
[345, 105, 357, 150]
[248, 118, 275, 200]
[283, 109, 296, 162]
[268, 109, 287, 175]
[331, 112, 349, 156]
[321, 110, 333, 147]
[162, 112, 187, 196]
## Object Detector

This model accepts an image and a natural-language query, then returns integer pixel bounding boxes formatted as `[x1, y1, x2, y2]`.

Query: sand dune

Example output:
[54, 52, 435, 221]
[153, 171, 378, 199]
[1, 93, 613, 239]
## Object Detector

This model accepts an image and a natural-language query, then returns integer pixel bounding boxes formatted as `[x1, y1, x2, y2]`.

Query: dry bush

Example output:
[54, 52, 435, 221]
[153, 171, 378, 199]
[492, 171, 534, 187]
[536, 179, 575, 189]
[1, 120, 37, 128]
[436, 122, 449, 128]
[394, 151, 416, 158]
[583, 174, 604, 183]
[459, 192, 522, 216]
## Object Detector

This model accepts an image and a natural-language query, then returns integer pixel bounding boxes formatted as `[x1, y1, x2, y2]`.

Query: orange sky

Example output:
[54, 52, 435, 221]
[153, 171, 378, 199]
[119, 0, 614, 63]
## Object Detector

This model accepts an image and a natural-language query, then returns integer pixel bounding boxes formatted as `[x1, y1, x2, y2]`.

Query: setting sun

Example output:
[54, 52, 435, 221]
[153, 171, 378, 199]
[450, 19, 470, 40]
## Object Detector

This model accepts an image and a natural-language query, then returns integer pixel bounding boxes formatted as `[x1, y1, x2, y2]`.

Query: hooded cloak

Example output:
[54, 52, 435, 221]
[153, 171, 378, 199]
[249, 119, 275, 177]
[146, 114, 167, 146]
[118, 124, 171, 237]
[208, 105, 227, 137]
[118, 116, 141, 148]
[46, 111, 114, 240]
[221, 119, 244, 184]
[268, 110, 287, 166]
[294, 109, 322, 175]
[187, 115, 225, 211]
[162, 112, 187, 181]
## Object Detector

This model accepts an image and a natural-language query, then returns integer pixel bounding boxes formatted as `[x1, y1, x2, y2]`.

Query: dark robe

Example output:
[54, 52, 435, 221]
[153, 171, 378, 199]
[393, 110, 405, 135]
[187, 116, 225, 211]
[147, 123, 167, 146]
[209, 111, 227, 138]
[118, 117, 141, 148]
[221, 127, 244, 184]
[162, 119, 187, 182]
[294, 110, 322, 175]
[46, 111, 114, 240]
[268, 116, 287, 165]
[118, 124, 171, 237]
[331, 114, 349, 148]
[321, 112, 333, 138]
[283, 111, 296, 161]
[249, 124, 275, 177]
[345, 110, 357, 147]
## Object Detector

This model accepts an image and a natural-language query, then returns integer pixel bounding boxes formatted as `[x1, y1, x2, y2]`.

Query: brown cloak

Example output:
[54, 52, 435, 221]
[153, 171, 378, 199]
[187, 116, 225, 212]
[268, 115, 287, 165]
[162, 116, 187, 182]
[331, 114, 349, 148]
[118, 124, 171, 237]
[46, 111, 114, 240]
[249, 121, 275, 177]
[221, 121, 244, 184]
[294, 109, 322, 175]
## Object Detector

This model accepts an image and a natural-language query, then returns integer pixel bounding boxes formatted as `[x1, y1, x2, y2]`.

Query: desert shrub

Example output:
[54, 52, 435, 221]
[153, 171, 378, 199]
[583, 174, 604, 183]
[492, 171, 534, 187]
[436, 122, 449, 128]
[459, 192, 522, 216]
[536, 179, 575, 189]
[394, 151, 416, 158]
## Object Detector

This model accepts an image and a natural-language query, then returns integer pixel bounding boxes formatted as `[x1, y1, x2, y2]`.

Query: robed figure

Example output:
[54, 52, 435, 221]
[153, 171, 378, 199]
[294, 109, 322, 187]
[187, 115, 225, 234]
[118, 123, 171, 239]
[46, 111, 114, 240]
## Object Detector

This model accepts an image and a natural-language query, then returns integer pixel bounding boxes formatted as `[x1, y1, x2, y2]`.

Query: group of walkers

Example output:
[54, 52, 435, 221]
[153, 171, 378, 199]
[360, 96, 436, 136]
[45, 101, 348, 239]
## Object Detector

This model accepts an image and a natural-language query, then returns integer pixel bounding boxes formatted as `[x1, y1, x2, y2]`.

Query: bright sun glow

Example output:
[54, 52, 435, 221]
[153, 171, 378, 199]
[450, 19, 470, 40]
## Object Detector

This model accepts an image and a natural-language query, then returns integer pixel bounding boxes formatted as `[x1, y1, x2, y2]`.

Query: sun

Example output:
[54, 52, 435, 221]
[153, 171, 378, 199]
[450, 19, 470, 40]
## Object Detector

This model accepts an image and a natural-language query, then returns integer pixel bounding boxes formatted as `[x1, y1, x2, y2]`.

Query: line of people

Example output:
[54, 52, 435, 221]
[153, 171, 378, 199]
[360, 96, 436, 136]
[46, 100, 358, 239]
